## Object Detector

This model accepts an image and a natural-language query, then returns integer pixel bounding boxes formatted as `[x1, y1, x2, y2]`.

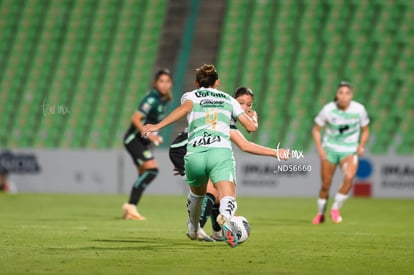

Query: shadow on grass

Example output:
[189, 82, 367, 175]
[44, 238, 216, 252]
[254, 218, 311, 226]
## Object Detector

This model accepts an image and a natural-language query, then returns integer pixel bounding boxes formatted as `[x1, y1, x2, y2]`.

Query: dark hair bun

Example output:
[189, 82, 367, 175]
[195, 64, 218, 88]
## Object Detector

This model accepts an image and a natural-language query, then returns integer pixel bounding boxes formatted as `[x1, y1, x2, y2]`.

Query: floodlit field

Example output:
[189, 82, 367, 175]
[1, 194, 413, 274]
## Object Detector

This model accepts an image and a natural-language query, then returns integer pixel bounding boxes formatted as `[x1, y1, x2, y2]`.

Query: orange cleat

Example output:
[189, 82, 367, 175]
[122, 203, 146, 220]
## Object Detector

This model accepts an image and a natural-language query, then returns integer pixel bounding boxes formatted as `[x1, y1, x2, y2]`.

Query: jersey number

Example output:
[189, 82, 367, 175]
[206, 111, 218, 130]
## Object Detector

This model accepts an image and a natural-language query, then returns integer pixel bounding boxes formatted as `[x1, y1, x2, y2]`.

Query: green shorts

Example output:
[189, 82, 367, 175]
[324, 148, 356, 165]
[184, 148, 236, 187]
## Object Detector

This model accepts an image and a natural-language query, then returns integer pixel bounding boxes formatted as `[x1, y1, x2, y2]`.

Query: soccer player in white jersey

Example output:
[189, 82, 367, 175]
[169, 87, 289, 241]
[312, 81, 370, 224]
[142, 64, 257, 247]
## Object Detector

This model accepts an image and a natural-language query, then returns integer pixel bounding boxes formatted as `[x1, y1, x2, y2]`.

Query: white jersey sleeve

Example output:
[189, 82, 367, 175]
[360, 106, 370, 127]
[181, 92, 193, 105]
[230, 96, 244, 119]
[314, 104, 328, 126]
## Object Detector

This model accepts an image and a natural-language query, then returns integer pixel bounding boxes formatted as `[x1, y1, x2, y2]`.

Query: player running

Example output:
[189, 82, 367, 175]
[122, 69, 173, 220]
[169, 87, 288, 241]
[142, 64, 257, 248]
[312, 81, 369, 224]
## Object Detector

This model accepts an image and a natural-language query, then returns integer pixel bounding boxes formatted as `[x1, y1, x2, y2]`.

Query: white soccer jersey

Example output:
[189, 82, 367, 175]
[181, 88, 244, 153]
[315, 101, 369, 152]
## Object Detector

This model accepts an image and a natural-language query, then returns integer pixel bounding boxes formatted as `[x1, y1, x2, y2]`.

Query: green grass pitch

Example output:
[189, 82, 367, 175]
[1, 193, 413, 274]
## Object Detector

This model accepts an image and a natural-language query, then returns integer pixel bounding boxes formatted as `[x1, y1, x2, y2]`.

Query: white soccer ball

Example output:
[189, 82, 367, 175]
[230, 216, 250, 244]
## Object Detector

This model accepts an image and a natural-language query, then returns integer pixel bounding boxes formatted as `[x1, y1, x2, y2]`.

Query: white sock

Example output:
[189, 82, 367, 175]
[187, 191, 204, 232]
[317, 198, 327, 214]
[331, 193, 348, 210]
[219, 196, 237, 219]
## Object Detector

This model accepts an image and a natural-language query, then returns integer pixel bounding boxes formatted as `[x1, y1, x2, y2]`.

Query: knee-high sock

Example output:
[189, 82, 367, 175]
[219, 196, 237, 219]
[199, 193, 215, 228]
[187, 191, 204, 232]
[317, 198, 327, 214]
[331, 193, 348, 210]
[128, 169, 158, 205]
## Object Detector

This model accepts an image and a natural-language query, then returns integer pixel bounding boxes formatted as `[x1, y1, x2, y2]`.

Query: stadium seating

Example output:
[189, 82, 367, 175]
[217, 0, 414, 154]
[0, 0, 412, 155]
[0, 0, 168, 149]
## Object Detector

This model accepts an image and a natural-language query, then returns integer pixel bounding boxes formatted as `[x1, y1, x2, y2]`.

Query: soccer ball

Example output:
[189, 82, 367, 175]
[230, 216, 250, 244]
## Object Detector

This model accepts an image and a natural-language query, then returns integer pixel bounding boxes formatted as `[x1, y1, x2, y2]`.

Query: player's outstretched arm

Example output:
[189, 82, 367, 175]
[142, 100, 193, 136]
[230, 129, 289, 160]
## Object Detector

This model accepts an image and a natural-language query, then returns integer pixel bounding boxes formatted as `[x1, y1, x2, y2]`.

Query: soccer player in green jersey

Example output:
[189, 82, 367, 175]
[312, 81, 370, 224]
[122, 69, 173, 220]
[143, 64, 257, 247]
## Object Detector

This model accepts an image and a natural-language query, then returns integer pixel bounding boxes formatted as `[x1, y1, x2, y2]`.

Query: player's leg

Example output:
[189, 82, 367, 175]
[198, 182, 224, 241]
[123, 138, 159, 220]
[331, 154, 358, 223]
[199, 180, 218, 228]
[214, 180, 238, 247]
[169, 131, 187, 176]
[184, 153, 214, 242]
[208, 149, 239, 247]
[210, 199, 224, 240]
[187, 184, 207, 238]
[312, 154, 337, 224]
[215, 180, 237, 217]
[130, 159, 159, 205]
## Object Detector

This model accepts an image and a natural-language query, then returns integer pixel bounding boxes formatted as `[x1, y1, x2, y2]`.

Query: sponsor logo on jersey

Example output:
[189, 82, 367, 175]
[199, 99, 224, 107]
[195, 91, 227, 98]
[192, 132, 221, 147]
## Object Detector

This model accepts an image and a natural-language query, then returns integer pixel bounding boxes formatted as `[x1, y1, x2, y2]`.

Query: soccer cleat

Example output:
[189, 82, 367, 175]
[312, 214, 325, 224]
[216, 214, 239, 248]
[211, 230, 225, 241]
[197, 228, 215, 242]
[186, 222, 215, 242]
[330, 209, 343, 224]
[122, 203, 146, 221]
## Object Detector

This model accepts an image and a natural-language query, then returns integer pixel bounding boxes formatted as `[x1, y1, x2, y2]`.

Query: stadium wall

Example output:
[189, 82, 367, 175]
[2, 149, 413, 198]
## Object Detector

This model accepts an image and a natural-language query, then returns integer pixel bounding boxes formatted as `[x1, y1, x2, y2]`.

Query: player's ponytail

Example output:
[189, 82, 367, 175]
[195, 64, 219, 88]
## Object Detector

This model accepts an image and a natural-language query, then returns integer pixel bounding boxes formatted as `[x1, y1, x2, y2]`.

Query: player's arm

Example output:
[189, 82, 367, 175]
[357, 125, 369, 156]
[237, 113, 258, 132]
[142, 100, 193, 135]
[231, 96, 257, 132]
[230, 129, 289, 160]
[133, 112, 162, 144]
[357, 107, 370, 155]
[312, 124, 326, 160]
[245, 110, 258, 132]
[131, 112, 146, 133]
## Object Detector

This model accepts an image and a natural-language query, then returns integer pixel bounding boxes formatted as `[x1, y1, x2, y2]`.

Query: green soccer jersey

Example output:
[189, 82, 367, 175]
[315, 101, 369, 153]
[181, 88, 245, 154]
[124, 89, 169, 142]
